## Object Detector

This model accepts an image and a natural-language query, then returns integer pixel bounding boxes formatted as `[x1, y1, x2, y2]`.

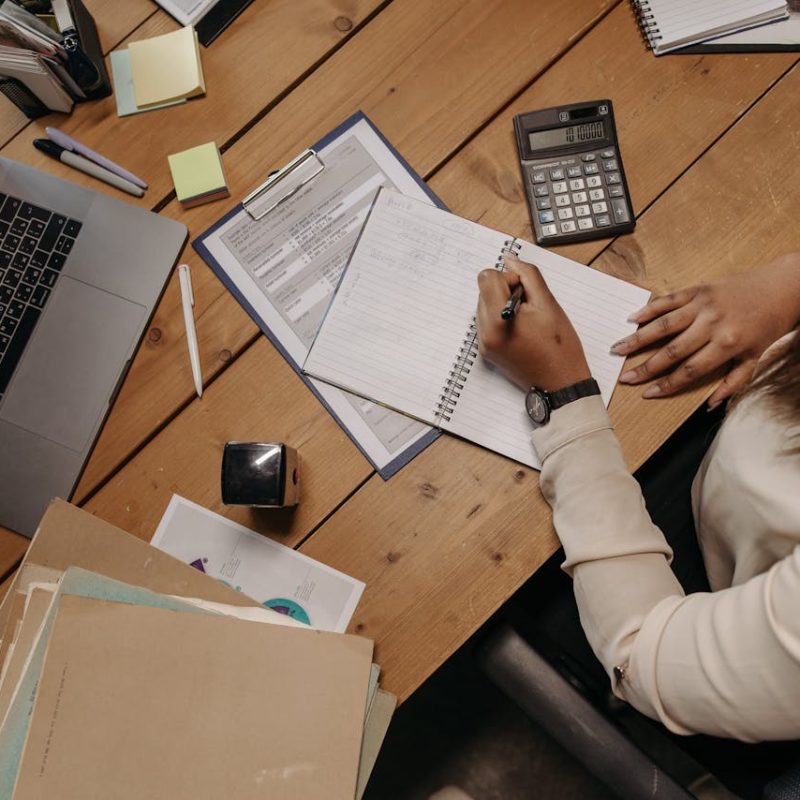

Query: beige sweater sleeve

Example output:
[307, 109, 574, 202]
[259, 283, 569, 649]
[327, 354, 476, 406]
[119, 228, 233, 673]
[531, 395, 800, 741]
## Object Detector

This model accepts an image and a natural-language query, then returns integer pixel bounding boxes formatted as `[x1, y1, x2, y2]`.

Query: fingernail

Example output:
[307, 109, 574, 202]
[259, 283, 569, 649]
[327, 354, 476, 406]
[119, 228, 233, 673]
[707, 400, 720, 411]
[642, 384, 662, 398]
[610, 339, 627, 354]
[620, 369, 637, 383]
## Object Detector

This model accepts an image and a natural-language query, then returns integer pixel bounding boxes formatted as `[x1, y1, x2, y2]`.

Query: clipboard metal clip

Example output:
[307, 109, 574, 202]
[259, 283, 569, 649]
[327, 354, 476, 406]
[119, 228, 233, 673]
[242, 148, 325, 221]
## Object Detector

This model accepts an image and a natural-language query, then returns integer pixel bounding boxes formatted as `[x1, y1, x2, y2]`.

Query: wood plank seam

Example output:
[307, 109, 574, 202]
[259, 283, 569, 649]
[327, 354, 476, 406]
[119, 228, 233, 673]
[581, 56, 800, 271]
[426, 0, 624, 182]
[292, 473, 376, 551]
[97, 8, 160, 60]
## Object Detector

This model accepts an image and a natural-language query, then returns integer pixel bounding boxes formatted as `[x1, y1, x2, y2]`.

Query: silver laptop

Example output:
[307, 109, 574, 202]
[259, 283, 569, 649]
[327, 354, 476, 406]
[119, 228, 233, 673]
[0, 157, 187, 537]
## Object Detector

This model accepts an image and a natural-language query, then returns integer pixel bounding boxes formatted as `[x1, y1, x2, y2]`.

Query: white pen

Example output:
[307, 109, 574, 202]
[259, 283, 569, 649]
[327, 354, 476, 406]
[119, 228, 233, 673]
[178, 264, 203, 398]
[34, 138, 145, 198]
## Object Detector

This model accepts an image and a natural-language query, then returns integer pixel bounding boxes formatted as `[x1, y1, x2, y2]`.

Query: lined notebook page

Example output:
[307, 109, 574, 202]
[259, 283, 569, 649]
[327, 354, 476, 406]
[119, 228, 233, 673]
[305, 190, 650, 468]
[644, 0, 788, 52]
[447, 240, 650, 468]
[304, 190, 509, 425]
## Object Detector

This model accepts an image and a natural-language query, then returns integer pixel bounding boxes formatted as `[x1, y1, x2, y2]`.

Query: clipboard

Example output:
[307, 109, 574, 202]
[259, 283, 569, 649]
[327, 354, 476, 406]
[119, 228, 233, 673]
[193, 112, 444, 479]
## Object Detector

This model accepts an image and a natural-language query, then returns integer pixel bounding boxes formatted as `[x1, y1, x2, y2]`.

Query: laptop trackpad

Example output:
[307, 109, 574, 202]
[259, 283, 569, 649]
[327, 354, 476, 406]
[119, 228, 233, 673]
[0, 277, 145, 453]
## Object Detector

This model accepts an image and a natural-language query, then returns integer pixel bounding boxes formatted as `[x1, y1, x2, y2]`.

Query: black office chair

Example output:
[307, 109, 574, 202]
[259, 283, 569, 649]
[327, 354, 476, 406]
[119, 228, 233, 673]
[477, 404, 800, 800]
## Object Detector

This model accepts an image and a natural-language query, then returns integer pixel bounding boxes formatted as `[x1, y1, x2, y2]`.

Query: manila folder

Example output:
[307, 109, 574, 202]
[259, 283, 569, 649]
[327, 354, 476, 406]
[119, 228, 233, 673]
[13, 595, 373, 800]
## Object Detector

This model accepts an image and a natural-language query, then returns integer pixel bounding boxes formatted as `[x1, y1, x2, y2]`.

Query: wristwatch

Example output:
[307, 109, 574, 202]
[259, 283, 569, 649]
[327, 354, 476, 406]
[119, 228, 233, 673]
[525, 378, 600, 427]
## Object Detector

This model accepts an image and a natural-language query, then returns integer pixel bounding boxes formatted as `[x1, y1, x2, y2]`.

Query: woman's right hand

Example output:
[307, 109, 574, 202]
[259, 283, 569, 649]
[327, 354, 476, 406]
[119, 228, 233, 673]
[610, 252, 800, 407]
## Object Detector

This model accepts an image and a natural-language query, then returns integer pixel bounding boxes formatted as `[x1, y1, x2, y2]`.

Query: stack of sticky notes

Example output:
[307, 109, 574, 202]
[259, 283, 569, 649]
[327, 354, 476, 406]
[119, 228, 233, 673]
[109, 26, 205, 117]
[167, 141, 229, 208]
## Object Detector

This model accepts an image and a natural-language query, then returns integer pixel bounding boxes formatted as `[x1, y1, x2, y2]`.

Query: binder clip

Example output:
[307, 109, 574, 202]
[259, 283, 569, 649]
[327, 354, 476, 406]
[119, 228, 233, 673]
[242, 148, 325, 221]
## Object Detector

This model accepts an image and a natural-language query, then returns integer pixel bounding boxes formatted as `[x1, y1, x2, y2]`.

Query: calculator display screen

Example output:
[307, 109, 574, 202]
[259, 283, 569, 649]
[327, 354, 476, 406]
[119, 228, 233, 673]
[528, 121, 605, 150]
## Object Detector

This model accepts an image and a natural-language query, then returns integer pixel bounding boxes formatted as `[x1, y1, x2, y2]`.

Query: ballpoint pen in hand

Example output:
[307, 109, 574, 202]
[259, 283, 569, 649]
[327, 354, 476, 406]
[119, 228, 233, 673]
[178, 264, 203, 399]
[500, 283, 525, 320]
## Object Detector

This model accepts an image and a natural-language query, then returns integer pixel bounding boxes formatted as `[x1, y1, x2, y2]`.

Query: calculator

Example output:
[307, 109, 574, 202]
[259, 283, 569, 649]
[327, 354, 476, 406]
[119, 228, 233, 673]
[513, 100, 635, 245]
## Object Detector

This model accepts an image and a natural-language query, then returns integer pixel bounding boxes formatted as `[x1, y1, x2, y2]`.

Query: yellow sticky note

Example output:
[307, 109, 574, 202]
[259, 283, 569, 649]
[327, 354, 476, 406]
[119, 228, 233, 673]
[129, 26, 205, 109]
[167, 142, 229, 207]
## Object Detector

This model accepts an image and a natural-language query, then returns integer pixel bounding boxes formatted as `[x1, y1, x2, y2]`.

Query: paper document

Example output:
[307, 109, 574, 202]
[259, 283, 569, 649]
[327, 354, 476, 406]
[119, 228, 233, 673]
[194, 112, 441, 478]
[151, 494, 364, 632]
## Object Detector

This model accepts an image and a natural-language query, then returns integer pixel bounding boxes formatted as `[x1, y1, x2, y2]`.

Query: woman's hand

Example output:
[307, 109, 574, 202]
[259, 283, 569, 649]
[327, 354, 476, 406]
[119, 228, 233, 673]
[611, 252, 800, 407]
[476, 256, 591, 391]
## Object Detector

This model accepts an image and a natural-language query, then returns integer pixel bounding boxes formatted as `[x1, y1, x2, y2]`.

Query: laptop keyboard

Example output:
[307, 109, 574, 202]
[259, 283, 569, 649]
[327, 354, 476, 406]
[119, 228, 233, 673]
[0, 193, 82, 400]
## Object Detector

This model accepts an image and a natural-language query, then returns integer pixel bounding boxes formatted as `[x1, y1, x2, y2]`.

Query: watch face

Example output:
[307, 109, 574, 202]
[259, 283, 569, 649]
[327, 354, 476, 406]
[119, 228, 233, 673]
[525, 389, 549, 425]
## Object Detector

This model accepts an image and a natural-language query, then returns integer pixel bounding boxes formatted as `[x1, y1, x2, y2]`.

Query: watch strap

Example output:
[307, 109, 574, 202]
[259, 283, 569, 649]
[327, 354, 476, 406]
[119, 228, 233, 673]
[547, 377, 601, 410]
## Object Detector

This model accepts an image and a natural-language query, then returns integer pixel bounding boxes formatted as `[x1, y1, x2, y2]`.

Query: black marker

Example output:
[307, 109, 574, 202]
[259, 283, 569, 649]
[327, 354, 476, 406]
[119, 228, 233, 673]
[500, 284, 524, 320]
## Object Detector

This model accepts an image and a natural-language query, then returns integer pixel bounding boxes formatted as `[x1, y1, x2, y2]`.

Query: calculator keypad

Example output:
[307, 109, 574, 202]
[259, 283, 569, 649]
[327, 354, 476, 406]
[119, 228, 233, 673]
[525, 147, 631, 239]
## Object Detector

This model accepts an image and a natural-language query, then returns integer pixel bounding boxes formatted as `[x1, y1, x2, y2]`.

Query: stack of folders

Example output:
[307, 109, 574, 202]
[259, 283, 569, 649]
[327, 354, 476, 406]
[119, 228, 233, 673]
[0, 0, 74, 113]
[0, 500, 395, 800]
[0, 0, 110, 116]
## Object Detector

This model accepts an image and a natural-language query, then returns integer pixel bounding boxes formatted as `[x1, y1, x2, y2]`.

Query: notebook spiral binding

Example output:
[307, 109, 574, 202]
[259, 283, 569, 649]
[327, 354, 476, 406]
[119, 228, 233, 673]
[433, 239, 522, 424]
[630, 0, 662, 50]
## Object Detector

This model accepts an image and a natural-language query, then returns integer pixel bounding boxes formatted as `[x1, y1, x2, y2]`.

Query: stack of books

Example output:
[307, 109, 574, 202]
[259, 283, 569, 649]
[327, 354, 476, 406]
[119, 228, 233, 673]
[0, 500, 395, 800]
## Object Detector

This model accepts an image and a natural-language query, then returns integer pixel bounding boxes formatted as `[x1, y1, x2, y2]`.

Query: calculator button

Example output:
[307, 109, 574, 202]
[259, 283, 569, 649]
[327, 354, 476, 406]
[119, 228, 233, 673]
[606, 173, 621, 185]
[581, 153, 596, 162]
[608, 185, 624, 198]
[611, 199, 630, 224]
[583, 163, 599, 175]
[557, 208, 574, 220]
[595, 214, 611, 227]
[531, 170, 547, 183]
[540, 224, 558, 237]
[533, 185, 549, 197]
[549, 168, 565, 180]
[560, 221, 577, 233]
[568, 178, 585, 191]
[589, 188, 604, 201]
[572, 192, 587, 204]
[575, 205, 591, 217]
[567, 166, 582, 178]
[587, 176, 602, 188]
[600, 149, 615, 159]
[554, 195, 571, 207]
[539, 211, 555, 224]
[536, 197, 552, 209]
[577, 218, 594, 230]
[551, 181, 568, 194]
[603, 160, 619, 171]
[592, 201, 608, 214]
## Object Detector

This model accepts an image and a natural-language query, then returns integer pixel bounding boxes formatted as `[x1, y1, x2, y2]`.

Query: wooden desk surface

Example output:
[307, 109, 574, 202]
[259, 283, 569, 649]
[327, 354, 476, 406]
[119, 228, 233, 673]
[0, 0, 797, 701]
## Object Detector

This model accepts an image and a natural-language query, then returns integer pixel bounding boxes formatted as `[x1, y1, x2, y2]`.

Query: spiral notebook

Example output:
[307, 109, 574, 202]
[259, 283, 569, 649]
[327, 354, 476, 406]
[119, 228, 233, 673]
[631, 0, 789, 55]
[303, 189, 650, 469]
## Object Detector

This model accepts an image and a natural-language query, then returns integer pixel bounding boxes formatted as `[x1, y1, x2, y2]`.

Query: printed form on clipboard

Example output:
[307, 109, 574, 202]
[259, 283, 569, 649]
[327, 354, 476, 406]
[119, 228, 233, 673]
[193, 113, 441, 478]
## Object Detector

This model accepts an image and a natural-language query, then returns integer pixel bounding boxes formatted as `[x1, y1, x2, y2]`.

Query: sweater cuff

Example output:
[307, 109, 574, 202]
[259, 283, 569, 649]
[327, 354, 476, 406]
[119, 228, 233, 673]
[530, 394, 611, 463]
